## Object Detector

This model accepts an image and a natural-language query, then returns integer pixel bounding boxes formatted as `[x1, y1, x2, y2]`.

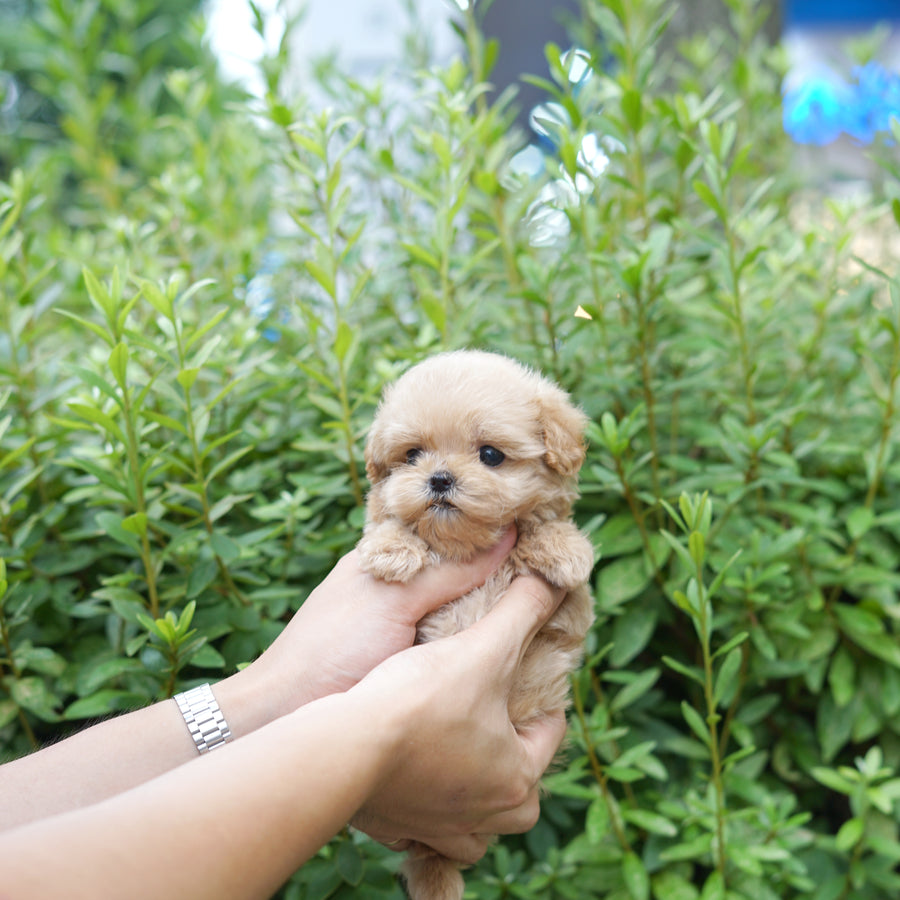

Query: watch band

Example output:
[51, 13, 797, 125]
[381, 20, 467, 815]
[174, 683, 233, 754]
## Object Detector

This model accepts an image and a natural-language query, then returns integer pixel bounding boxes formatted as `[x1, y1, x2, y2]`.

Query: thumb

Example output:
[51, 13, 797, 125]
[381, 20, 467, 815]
[464, 574, 565, 673]
[402, 526, 517, 620]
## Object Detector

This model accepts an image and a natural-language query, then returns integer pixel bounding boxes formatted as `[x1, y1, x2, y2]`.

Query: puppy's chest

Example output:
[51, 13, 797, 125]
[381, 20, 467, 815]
[415, 561, 517, 644]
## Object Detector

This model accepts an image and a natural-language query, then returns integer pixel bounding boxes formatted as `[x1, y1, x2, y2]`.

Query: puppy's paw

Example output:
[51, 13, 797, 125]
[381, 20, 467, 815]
[358, 520, 430, 583]
[514, 521, 594, 589]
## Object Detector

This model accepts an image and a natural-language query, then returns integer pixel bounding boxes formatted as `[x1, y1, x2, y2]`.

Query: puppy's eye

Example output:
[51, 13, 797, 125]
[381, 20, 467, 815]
[479, 445, 505, 467]
[406, 448, 423, 465]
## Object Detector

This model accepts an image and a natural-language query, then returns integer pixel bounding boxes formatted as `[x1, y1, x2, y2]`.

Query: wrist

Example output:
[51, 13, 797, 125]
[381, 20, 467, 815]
[212, 667, 287, 739]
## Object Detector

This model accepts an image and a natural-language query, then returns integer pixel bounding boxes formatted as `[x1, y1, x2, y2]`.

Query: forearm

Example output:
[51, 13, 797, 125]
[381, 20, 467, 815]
[0, 671, 277, 831]
[0, 691, 388, 900]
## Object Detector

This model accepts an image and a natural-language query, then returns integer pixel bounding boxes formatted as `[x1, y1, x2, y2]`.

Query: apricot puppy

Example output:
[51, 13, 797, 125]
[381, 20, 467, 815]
[357, 350, 595, 900]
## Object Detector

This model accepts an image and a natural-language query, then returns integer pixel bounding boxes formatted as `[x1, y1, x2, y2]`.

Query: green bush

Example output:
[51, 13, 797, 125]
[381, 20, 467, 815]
[3, 0, 900, 897]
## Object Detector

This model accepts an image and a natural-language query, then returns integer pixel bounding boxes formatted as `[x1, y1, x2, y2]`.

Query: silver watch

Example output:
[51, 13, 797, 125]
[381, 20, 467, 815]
[174, 683, 233, 754]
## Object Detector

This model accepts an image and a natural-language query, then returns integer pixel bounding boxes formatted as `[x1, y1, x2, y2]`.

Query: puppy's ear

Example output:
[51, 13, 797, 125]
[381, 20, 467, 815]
[539, 388, 588, 476]
[364, 421, 391, 484]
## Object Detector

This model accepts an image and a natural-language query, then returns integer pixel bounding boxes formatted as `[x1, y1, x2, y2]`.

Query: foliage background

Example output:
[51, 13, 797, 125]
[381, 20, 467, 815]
[3, 0, 900, 897]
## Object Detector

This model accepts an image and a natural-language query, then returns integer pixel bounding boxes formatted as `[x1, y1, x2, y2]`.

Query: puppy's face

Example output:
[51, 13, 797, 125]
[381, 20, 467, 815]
[365, 352, 587, 558]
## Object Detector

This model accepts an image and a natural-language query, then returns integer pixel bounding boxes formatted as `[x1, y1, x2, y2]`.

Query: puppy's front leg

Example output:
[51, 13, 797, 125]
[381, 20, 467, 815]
[513, 521, 594, 590]
[358, 519, 431, 583]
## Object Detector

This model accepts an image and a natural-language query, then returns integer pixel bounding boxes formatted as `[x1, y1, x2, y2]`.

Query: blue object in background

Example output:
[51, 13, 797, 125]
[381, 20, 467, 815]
[783, 63, 900, 144]
[782, 1, 900, 145]
[785, 0, 900, 27]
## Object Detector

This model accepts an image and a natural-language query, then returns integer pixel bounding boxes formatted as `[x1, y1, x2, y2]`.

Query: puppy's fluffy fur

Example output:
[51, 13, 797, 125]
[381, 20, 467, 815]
[357, 350, 595, 900]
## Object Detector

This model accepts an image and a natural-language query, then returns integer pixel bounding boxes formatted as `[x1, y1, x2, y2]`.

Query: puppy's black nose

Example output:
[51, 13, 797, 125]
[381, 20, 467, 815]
[429, 471, 455, 495]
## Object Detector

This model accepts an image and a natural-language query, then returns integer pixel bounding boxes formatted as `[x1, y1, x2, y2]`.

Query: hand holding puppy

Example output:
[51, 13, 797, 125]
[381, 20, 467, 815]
[218, 528, 517, 735]
[351, 573, 568, 863]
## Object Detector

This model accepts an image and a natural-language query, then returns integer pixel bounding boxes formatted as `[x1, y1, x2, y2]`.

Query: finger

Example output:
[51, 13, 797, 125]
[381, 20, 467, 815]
[414, 833, 493, 866]
[399, 526, 517, 619]
[473, 786, 543, 836]
[517, 709, 568, 781]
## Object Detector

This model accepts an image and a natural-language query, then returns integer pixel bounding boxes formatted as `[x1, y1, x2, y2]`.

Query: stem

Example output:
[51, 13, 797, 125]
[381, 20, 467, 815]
[694, 565, 728, 880]
[578, 200, 608, 343]
[119, 384, 160, 618]
[283, 117, 365, 508]
[463, 3, 487, 116]
[324, 153, 363, 502]
[613, 455, 661, 578]
[724, 218, 757, 428]
[572, 677, 633, 854]
[172, 323, 250, 606]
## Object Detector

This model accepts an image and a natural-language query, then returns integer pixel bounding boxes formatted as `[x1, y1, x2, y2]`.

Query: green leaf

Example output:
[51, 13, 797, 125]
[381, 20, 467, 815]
[71, 365, 123, 407]
[9, 676, 60, 722]
[712, 631, 748, 659]
[0, 435, 36, 473]
[595, 554, 654, 611]
[663, 655, 705, 687]
[0, 698, 19, 729]
[210, 532, 241, 563]
[621, 89, 644, 133]
[650, 871, 699, 900]
[834, 603, 900, 668]
[419, 292, 446, 333]
[207, 493, 253, 525]
[108, 341, 129, 389]
[660, 529, 695, 574]
[121, 512, 148, 537]
[693, 179, 725, 220]
[847, 506, 875, 540]
[661, 832, 713, 863]
[401, 241, 441, 271]
[610, 668, 660, 713]
[83, 266, 115, 320]
[305, 258, 335, 298]
[835, 816, 864, 852]
[191, 644, 226, 669]
[185, 306, 229, 353]
[335, 839, 364, 886]
[205, 447, 254, 483]
[610, 602, 658, 667]
[811, 766, 854, 794]
[688, 530, 705, 567]
[66, 401, 125, 443]
[64, 689, 140, 720]
[699, 870, 725, 900]
[95, 511, 141, 553]
[333, 320, 354, 363]
[681, 701, 711, 747]
[828, 646, 856, 708]
[139, 279, 175, 318]
[584, 796, 611, 843]
[75, 656, 144, 695]
[14, 645, 66, 677]
[177, 367, 200, 392]
[621, 852, 649, 900]
[713, 646, 742, 707]
[623, 808, 678, 837]
[186, 558, 218, 599]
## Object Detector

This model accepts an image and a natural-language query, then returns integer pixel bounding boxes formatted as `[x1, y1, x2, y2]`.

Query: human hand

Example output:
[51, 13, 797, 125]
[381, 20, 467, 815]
[218, 528, 517, 735]
[349, 574, 567, 863]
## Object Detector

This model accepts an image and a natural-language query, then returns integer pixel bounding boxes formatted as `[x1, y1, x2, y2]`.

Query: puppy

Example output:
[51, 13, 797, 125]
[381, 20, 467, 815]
[357, 350, 595, 900]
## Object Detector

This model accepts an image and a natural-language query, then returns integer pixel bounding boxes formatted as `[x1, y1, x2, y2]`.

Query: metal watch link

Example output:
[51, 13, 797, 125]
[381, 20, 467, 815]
[174, 683, 233, 754]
